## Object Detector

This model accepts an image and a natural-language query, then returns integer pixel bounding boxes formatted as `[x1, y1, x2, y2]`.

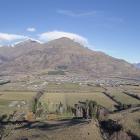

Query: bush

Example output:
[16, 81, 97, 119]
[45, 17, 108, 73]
[48, 70, 65, 75]
[57, 65, 68, 70]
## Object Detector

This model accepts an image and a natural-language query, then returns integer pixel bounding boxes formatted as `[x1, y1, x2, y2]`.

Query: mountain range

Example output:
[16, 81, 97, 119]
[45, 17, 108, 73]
[0, 37, 140, 78]
[134, 63, 140, 69]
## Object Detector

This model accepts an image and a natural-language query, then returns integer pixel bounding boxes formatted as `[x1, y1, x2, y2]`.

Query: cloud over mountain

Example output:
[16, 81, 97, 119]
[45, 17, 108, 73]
[0, 33, 27, 43]
[39, 31, 88, 46]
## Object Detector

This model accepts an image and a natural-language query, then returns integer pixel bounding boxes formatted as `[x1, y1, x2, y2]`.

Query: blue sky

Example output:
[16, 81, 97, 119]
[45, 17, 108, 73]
[0, 0, 140, 63]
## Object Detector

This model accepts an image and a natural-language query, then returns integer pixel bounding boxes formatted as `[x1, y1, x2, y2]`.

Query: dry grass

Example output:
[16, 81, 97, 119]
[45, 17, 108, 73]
[107, 87, 140, 104]
[123, 85, 140, 96]
[0, 91, 35, 114]
[41, 92, 116, 111]
[0, 91, 35, 101]
[109, 111, 140, 137]
[123, 85, 140, 91]
[1, 85, 140, 115]
[0, 91, 116, 114]
[45, 83, 104, 93]
[4, 120, 103, 140]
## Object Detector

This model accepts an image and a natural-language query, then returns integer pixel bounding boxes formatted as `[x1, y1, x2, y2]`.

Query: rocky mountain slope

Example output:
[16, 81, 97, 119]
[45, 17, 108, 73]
[0, 37, 139, 78]
[134, 63, 140, 69]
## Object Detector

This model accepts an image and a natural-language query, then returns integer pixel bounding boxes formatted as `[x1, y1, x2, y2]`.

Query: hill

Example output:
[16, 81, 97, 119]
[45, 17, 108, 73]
[0, 37, 139, 78]
[134, 63, 140, 69]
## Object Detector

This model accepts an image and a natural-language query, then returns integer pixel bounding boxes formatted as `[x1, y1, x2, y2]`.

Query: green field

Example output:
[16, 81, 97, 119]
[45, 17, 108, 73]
[0, 85, 140, 139]
[41, 92, 116, 111]
[107, 87, 140, 104]
[0, 82, 104, 93]
[45, 83, 104, 93]
[123, 85, 140, 96]
[0, 92, 35, 114]
[0, 85, 140, 114]
[0, 91, 116, 114]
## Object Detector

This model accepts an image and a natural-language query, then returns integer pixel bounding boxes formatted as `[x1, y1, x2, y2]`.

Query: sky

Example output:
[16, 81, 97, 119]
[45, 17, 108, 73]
[0, 0, 140, 63]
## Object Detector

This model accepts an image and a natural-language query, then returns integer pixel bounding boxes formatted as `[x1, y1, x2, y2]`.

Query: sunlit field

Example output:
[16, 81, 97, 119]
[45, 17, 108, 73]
[0, 90, 116, 114]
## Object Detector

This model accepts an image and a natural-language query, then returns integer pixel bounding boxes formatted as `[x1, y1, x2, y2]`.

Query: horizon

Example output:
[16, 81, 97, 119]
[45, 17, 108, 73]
[0, 0, 140, 63]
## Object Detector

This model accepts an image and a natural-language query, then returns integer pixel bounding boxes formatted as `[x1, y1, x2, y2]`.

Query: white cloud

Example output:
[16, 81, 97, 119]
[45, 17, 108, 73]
[107, 17, 124, 23]
[27, 27, 36, 32]
[39, 31, 88, 46]
[57, 10, 97, 17]
[0, 33, 27, 42]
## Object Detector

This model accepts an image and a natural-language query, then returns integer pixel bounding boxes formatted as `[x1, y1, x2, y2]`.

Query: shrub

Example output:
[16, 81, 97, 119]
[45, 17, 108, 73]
[57, 65, 68, 70]
[48, 70, 65, 75]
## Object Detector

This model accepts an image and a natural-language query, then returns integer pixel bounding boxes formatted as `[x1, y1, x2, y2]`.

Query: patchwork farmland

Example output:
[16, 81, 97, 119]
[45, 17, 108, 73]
[0, 82, 140, 140]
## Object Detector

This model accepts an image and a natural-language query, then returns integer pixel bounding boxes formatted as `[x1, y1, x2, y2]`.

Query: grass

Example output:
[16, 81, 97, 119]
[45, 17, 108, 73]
[0, 87, 139, 139]
[47, 112, 73, 121]
[109, 111, 140, 137]
[46, 83, 104, 93]
[107, 87, 140, 104]
[0, 91, 35, 114]
[123, 85, 140, 91]
[0, 85, 140, 114]
[0, 91, 35, 101]
[41, 92, 116, 111]
[0, 99, 11, 106]
[0, 82, 105, 93]
[0, 90, 116, 114]
[123, 85, 140, 96]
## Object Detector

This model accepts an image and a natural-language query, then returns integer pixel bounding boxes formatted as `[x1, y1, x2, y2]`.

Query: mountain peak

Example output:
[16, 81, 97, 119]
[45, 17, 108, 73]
[49, 37, 78, 43]
[55, 37, 74, 41]
[45, 37, 84, 48]
[12, 38, 42, 47]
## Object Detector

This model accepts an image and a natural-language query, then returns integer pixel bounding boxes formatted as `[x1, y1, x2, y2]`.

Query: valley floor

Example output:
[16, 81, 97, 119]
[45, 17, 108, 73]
[3, 119, 103, 140]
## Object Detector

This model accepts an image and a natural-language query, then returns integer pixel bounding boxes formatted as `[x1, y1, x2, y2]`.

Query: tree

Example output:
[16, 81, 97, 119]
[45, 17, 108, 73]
[30, 90, 44, 115]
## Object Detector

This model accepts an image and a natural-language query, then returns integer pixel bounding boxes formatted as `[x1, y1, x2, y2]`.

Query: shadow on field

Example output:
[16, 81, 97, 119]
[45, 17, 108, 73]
[13, 118, 89, 131]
